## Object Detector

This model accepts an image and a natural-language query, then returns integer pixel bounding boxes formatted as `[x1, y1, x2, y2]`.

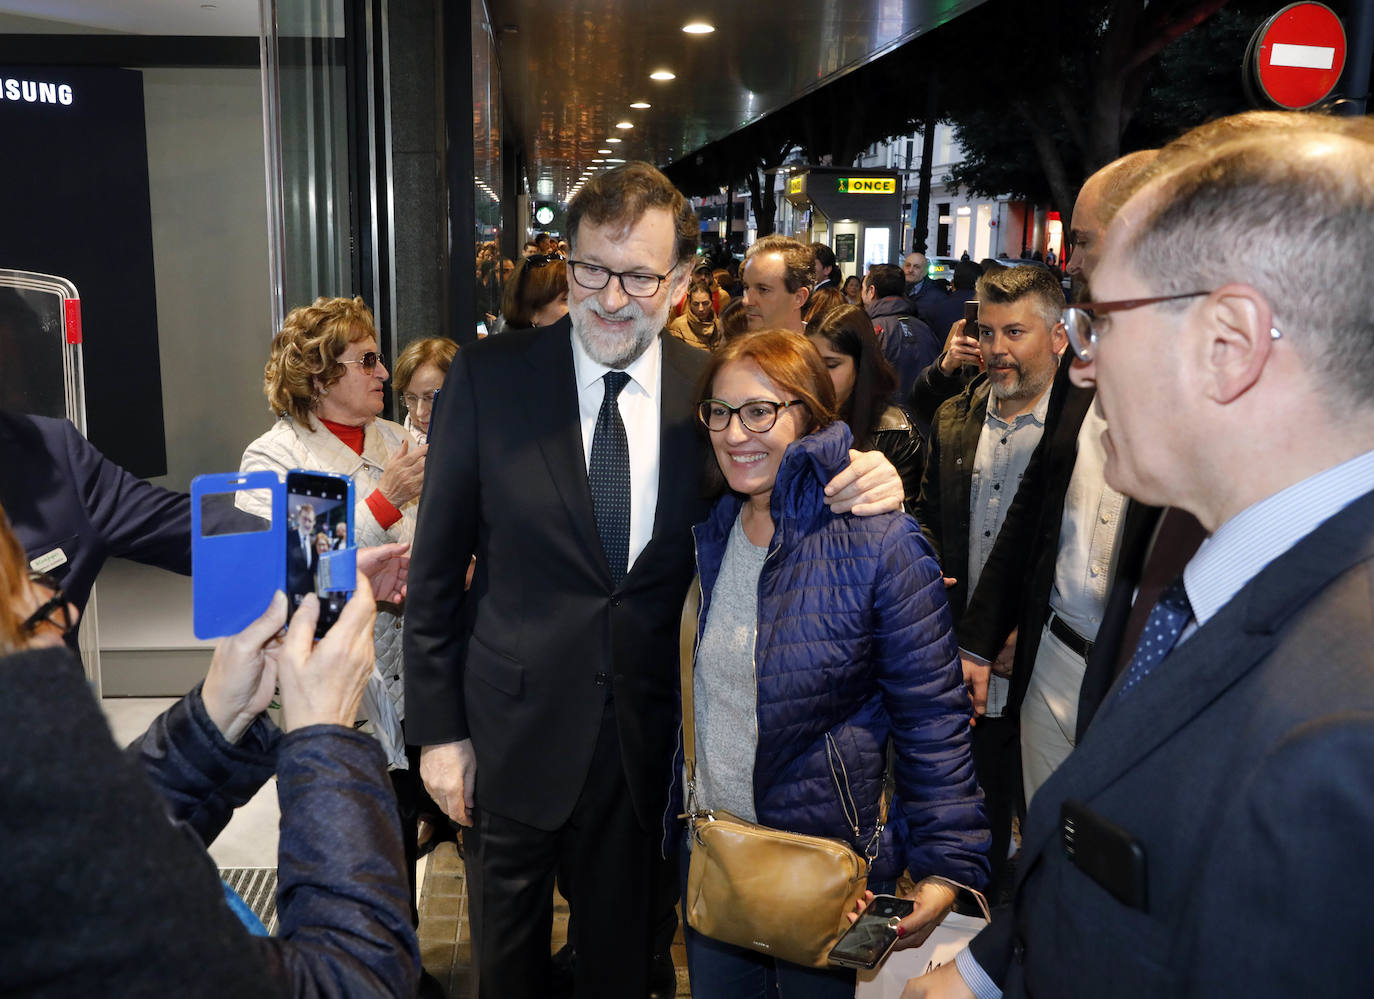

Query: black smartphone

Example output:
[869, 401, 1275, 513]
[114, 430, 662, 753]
[827, 894, 915, 970]
[1061, 799, 1148, 911]
[284, 470, 353, 638]
[961, 299, 981, 379]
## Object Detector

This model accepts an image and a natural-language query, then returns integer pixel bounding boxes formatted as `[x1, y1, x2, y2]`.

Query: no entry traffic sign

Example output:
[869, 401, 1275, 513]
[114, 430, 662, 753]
[1247, 3, 1347, 109]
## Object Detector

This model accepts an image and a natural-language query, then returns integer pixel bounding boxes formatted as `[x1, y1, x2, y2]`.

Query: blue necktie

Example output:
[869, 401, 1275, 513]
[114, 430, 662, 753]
[590, 370, 631, 585]
[1114, 576, 1192, 701]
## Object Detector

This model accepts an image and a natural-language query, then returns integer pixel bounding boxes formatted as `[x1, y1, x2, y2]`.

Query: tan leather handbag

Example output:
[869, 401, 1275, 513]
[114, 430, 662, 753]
[678, 577, 878, 969]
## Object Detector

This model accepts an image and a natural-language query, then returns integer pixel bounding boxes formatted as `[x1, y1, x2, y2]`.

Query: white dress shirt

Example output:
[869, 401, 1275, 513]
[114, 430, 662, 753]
[570, 330, 662, 575]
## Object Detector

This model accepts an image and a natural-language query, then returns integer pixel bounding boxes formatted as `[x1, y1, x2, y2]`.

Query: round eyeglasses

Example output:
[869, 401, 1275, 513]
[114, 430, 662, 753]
[339, 351, 386, 373]
[698, 398, 805, 434]
[1061, 292, 1218, 362]
[402, 389, 438, 410]
[568, 260, 669, 298]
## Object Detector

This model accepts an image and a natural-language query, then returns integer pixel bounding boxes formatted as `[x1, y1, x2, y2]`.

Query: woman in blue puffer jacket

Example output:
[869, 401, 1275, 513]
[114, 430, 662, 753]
[679, 328, 989, 997]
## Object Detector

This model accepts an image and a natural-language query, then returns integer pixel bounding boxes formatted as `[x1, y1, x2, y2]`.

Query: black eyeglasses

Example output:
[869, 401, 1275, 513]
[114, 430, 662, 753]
[339, 351, 386, 373]
[1061, 292, 1211, 362]
[22, 570, 78, 644]
[568, 260, 670, 298]
[698, 398, 805, 434]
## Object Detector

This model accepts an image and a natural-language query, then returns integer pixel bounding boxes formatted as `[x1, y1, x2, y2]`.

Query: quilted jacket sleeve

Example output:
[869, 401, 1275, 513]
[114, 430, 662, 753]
[127, 683, 279, 846]
[870, 517, 990, 889]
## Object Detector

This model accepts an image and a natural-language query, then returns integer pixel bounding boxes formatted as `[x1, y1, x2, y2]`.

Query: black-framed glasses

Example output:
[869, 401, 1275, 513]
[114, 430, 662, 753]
[402, 389, 438, 410]
[568, 260, 670, 298]
[698, 398, 805, 434]
[21, 570, 78, 644]
[1062, 292, 1210, 362]
[339, 351, 386, 373]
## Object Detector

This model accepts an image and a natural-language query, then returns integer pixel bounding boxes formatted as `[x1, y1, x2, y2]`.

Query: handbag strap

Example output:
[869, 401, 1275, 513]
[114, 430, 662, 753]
[679, 574, 703, 815]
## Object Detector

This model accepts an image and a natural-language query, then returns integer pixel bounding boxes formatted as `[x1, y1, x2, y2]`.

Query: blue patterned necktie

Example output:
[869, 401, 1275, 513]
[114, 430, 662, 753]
[590, 370, 632, 585]
[1114, 576, 1193, 701]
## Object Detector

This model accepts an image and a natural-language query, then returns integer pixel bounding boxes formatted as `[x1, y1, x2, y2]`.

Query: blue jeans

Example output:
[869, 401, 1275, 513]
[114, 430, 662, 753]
[680, 838, 894, 999]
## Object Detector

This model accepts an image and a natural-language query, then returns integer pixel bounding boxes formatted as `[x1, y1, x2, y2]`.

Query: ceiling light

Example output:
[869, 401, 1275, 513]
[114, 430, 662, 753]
[649, 70, 676, 81]
[607, 137, 623, 144]
[593, 159, 605, 163]
[598, 148, 612, 154]
[607, 158, 626, 163]
[682, 22, 714, 34]
[615, 121, 634, 130]
[629, 102, 651, 110]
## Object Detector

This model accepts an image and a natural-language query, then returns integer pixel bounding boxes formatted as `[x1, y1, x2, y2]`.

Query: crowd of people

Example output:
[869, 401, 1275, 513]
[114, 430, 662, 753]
[2, 107, 1371, 999]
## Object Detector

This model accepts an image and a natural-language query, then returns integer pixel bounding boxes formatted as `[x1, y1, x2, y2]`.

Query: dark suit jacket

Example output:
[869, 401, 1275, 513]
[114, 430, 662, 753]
[0, 410, 193, 612]
[403, 317, 711, 832]
[913, 375, 991, 623]
[906, 278, 947, 328]
[286, 534, 319, 599]
[970, 488, 1374, 997]
[958, 356, 1094, 713]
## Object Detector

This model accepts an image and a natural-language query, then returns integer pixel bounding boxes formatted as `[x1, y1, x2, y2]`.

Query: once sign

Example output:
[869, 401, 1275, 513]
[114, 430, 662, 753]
[837, 177, 896, 195]
[1250, 2, 1347, 109]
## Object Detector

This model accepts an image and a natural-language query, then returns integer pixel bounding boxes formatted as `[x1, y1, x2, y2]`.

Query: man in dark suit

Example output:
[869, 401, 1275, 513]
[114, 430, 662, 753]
[403, 162, 902, 999]
[285, 503, 318, 603]
[901, 114, 1374, 999]
[904, 250, 947, 327]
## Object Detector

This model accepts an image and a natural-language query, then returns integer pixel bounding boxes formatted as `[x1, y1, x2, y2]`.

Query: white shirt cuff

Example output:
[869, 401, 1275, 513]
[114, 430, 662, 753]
[955, 946, 1002, 999]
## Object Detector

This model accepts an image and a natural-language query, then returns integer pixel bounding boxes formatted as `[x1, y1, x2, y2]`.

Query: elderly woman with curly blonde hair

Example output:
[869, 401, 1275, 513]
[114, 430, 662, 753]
[238, 295, 435, 938]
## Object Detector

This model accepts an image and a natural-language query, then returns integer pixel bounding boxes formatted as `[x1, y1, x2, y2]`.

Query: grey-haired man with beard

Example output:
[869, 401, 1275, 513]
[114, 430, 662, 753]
[403, 162, 904, 999]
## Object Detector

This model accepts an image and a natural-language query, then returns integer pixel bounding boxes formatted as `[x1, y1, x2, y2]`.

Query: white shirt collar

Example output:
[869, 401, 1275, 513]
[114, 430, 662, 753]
[570, 324, 662, 400]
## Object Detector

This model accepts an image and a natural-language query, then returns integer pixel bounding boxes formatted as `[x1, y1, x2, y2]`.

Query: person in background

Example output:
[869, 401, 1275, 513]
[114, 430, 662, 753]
[0, 502, 419, 997]
[680, 329, 987, 996]
[668, 282, 718, 350]
[842, 274, 863, 306]
[237, 295, 442, 996]
[499, 253, 570, 332]
[808, 304, 925, 510]
[801, 283, 845, 327]
[712, 268, 735, 301]
[716, 296, 751, 345]
[925, 260, 985, 345]
[673, 262, 726, 318]
[394, 336, 459, 444]
[809, 242, 839, 292]
[864, 263, 940, 407]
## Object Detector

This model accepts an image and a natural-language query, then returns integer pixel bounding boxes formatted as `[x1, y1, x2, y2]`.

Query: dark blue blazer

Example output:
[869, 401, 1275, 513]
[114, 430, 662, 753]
[970, 488, 1374, 997]
[0, 410, 193, 612]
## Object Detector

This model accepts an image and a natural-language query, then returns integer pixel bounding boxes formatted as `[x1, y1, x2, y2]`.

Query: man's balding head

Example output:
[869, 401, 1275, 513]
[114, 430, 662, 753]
[1066, 150, 1157, 294]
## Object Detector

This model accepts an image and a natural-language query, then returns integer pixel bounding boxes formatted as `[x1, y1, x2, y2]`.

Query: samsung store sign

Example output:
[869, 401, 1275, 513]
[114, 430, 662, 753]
[0, 77, 75, 106]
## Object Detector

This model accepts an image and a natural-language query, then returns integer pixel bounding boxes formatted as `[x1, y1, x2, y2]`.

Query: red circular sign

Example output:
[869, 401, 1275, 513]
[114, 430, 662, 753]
[1254, 3, 1347, 109]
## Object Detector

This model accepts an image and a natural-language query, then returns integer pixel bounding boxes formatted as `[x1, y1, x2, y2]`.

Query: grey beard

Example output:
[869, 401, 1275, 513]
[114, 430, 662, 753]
[571, 297, 669, 369]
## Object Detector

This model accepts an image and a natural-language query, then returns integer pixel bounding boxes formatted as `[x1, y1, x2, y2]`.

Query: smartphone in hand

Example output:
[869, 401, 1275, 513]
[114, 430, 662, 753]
[828, 894, 915, 970]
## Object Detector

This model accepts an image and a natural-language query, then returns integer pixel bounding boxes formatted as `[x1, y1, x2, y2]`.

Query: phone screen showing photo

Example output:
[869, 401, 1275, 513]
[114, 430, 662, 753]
[285, 472, 350, 638]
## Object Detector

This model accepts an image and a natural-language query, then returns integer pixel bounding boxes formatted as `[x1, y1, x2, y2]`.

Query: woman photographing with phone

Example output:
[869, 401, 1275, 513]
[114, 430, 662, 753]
[677, 329, 988, 997]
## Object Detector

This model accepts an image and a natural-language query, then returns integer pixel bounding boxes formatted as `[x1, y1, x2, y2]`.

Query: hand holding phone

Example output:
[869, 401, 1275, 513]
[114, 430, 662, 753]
[828, 894, 915, 970]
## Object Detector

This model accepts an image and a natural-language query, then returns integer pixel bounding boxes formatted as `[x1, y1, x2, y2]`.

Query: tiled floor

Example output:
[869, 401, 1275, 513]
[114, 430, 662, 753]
[416, 841, 692, 998]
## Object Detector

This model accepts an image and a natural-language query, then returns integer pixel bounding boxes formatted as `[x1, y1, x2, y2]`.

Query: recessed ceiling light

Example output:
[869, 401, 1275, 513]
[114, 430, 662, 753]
[593, 159, 605, 163]
[629, 102, 651, 110]
[615, 121, 634, 130]
[649, 70, 675, 81]
[598, 148, 612, 154]
[607, 158, 626, 163]
[682, 22, 714, 34]
[607, 137, 623, 144]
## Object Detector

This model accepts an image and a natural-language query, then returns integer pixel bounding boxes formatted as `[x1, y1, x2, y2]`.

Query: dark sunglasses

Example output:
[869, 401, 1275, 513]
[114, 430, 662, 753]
[339, 351, 386, 373]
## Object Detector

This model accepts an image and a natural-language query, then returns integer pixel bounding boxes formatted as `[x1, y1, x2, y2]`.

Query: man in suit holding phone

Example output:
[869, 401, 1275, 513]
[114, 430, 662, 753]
[403, 162, 903, 999]
[902, 114, 1374, 998]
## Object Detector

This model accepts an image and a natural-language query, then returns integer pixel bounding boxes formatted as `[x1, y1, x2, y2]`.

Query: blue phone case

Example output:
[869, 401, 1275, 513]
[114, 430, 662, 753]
[191, 471, 284, 640]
